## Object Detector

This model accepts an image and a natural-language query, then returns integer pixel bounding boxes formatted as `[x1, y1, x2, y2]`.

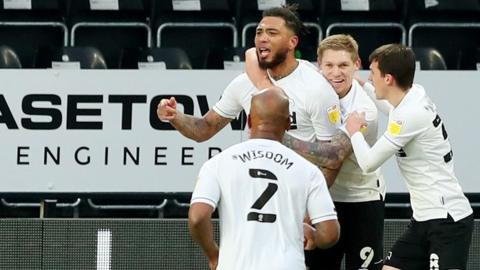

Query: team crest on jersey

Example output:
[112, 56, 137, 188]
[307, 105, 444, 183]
[327, 105, 340, 124]
[388, 120, 403, 136]
[360, 125, 368, 133]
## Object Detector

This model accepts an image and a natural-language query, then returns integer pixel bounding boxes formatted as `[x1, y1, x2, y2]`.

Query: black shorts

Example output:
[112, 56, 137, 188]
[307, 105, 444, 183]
[306, 200, 384, 270]
[384, 214, 473, 270]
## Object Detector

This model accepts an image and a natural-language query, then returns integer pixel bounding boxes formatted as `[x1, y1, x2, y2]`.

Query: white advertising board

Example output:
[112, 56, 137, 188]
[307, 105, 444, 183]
[0, 70, 477, 194]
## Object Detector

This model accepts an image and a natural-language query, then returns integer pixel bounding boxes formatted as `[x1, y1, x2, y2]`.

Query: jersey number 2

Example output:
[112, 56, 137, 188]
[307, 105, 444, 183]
[247, 168, 278, 223]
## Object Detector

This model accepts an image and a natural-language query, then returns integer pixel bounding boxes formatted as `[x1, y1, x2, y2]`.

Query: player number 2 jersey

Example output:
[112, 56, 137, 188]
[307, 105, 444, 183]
[191, 139, 337, 270]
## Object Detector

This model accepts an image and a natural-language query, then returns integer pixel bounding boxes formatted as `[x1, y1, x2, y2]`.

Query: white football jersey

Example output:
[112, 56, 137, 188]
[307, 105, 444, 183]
[331, 80, 386, 202]
[191, 139, 337, 270]
[213, 60, 341, 142]
[352, 84, 472, 221]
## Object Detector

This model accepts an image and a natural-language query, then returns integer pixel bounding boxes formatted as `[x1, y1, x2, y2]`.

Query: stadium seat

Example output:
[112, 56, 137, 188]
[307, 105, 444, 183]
[35, 46, 107, 69]
[238, 0, 322, 61]
[323, 0, 407, 69]
[204, 47, 246, 69]
[457, 47, 480, 70]
[0, 0, 68, 68]
[119, 47, 192, 69]
[406, 0, 480, 24]
[68, 0, 152, 69]
[0, 45, 22, 68]
[154, 0, 237, 69]
[407, 0, 480, 69]
[413, 47, 447, 70]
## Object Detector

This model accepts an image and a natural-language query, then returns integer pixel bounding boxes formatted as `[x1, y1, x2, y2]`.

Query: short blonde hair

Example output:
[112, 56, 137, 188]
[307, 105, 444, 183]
[317, 34, 359, 62]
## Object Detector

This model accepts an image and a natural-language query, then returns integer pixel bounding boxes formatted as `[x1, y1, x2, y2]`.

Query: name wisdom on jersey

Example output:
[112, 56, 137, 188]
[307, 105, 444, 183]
[232, 150, 294, 170]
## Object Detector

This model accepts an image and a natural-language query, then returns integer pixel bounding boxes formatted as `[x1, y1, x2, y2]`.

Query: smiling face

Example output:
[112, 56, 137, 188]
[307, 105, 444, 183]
[255, 16, 297, 69]
[319, 49, 360, 98]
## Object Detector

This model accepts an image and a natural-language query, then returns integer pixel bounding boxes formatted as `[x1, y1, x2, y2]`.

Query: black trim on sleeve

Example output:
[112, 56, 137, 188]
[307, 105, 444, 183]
[444, 150, 453, 163]
[433, 114, 441, 127]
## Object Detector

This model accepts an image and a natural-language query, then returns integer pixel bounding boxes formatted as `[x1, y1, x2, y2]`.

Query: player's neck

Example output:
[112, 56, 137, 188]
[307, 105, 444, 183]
[338, 84, 353, 99]
[388, 87, 409, 107]
[268, 56, 298, 81]
[250, 129, 283, 142]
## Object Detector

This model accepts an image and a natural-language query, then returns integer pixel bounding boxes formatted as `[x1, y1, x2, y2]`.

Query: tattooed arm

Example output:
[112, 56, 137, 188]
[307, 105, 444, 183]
[157, 97, 232, 142]
[283, 129, 353, 187]
[171, 110, 232, 142]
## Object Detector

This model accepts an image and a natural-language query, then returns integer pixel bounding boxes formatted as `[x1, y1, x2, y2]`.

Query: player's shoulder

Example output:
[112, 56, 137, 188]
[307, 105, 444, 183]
[226, 72, 254, 88]
[297, 61, 327, 84]
[391, 106, 432, 134]
[392, 104, 428, 124]
[296, 63, 337, 99]
[394, 85, 433, 121]
[351, 80, 378, 112]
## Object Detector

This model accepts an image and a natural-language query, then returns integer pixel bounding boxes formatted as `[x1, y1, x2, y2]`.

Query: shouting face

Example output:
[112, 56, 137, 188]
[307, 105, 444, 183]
[255, 16, 296, 69]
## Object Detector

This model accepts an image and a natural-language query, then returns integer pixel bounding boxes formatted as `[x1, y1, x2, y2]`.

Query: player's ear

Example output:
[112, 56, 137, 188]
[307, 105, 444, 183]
[289, 35, 299, 51]
[354, 58, 361, 70]
[247, 114, 252, 129]
[385, 74, 394, 86]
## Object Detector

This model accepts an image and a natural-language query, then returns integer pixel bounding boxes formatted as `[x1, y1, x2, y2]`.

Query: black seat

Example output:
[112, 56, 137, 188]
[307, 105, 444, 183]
[0, 45, 22, 68]
[38, 46, 107, 69]
[323, 0, 407, 69]
[120, 47, 192, 69]
[154, 0, 237, 69]
[205, 47, 247, 69]
[457, 47, 480, 70]
[68, 0, 152, 69]
[413, 47, 447, 70]
[0, 0, 67, 68]
[407, 0, 480, 69]
[407, 0, 480, 24]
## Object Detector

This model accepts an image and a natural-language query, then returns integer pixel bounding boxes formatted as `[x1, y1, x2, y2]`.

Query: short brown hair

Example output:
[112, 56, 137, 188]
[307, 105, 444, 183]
[262, 4, 308, 37]
[317, 34, 359, 62]
[369, 44, 415, 90]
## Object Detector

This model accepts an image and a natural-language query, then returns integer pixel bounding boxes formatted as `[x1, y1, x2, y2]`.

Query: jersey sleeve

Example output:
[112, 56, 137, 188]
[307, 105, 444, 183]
[307, 83, 341, 141]
[383, 110, 429, 149]
[212, 74, 247, 119]
[191, 160, 221, 209]
[351, 132, 399, 173]
[307, 169, 337, 224]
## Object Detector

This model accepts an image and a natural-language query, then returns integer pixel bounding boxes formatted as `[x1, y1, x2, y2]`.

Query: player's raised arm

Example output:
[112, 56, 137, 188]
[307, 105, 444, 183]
[157, 97, 232, 142]
[245, 47, 273, 89]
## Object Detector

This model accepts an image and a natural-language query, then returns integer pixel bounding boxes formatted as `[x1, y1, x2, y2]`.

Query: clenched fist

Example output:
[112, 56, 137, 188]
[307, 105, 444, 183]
[157, 97, 178, 121]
